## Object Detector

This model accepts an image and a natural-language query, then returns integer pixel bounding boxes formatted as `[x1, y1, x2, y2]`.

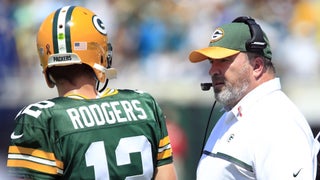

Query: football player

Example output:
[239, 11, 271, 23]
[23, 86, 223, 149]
[7, 6, 177, 180]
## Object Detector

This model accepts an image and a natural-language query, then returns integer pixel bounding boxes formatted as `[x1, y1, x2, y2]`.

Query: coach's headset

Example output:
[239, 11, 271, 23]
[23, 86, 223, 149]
[201, 16, 267, 91]
[199, 16, 268, 160]
[232, 16, 267, 54]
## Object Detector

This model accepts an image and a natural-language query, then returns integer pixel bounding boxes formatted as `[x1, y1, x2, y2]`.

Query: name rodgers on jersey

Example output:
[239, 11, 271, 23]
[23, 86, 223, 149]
[67, 99, 148, 129]
[20, 99, 148, 130]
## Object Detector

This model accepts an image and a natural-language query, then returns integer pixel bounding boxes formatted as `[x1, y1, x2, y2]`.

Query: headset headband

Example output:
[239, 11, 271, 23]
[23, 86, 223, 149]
[232, 16, 267, 53]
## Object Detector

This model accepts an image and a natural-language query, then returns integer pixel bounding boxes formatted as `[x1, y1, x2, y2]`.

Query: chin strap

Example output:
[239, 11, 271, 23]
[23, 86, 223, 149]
[105, 68, 117, 79]
[96, 79, 109, 93]
[94, 63, 117, 93]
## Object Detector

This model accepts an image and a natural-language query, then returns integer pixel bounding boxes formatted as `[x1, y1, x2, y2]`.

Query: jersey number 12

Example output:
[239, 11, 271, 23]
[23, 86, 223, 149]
[85, 135, 153, 179]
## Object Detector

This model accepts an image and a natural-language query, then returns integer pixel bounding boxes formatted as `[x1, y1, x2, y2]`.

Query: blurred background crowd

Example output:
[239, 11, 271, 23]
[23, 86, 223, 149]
[1, 0, 320, 179]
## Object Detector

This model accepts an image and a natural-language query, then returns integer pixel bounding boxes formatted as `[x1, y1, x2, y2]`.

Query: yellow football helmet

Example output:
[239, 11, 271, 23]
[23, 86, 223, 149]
[36, 6, 116, 88]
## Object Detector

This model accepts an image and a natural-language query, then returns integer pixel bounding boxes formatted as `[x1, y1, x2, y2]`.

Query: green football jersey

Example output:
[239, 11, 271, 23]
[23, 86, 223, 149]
[7, 88, 173, 179]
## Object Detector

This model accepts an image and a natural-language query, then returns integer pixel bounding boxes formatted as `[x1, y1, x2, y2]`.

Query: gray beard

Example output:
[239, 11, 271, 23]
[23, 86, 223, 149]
[213, 57, 252, 111]
[215, 79, 249, 111]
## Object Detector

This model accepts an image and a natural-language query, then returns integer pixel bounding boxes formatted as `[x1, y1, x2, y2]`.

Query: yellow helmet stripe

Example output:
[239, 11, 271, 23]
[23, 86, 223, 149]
[52, 6, 74, 54]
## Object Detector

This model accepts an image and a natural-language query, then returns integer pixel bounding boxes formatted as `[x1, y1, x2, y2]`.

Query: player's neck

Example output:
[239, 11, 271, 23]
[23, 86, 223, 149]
[57, 83, 98, 99]
[55, 76, 99, 99]
[63, 89, 98, 99]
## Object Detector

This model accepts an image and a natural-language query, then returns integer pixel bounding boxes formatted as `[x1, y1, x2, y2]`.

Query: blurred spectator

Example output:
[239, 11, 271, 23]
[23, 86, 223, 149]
[0, 1, 20, 81]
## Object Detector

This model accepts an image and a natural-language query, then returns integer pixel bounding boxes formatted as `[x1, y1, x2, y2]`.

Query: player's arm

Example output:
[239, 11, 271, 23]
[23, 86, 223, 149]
[154, 163, 177, 180]
[145, 93, 178, 179]
[7, 100, 61, 179]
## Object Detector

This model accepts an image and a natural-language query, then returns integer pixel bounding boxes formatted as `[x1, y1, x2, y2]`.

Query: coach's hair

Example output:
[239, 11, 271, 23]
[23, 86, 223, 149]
[47, 64, 96, 85]
[247, 52, 275, 74]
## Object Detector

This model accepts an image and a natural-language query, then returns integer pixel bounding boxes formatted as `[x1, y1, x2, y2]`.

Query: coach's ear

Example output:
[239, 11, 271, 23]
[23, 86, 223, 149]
[252, 56, 264, 79]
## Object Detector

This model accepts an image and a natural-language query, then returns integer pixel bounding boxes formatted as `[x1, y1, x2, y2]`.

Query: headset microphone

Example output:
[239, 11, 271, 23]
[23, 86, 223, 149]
[201, 83, 213, 91]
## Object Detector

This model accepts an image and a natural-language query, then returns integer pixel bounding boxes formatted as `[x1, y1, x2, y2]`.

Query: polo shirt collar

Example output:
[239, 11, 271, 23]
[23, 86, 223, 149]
[230, 78, 281, 120]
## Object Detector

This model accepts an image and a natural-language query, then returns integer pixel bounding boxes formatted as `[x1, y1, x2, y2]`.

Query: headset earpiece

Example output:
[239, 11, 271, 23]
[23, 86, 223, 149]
[232, 16, 267, 53]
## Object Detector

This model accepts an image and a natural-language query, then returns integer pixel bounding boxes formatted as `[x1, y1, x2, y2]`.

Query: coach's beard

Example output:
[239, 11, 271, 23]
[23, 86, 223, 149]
[214, 78, 249, 111]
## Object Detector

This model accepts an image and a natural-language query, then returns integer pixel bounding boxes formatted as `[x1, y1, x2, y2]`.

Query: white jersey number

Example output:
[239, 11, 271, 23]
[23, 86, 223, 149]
[85, 135, 153, 179]
[20, 101, 55, 118]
